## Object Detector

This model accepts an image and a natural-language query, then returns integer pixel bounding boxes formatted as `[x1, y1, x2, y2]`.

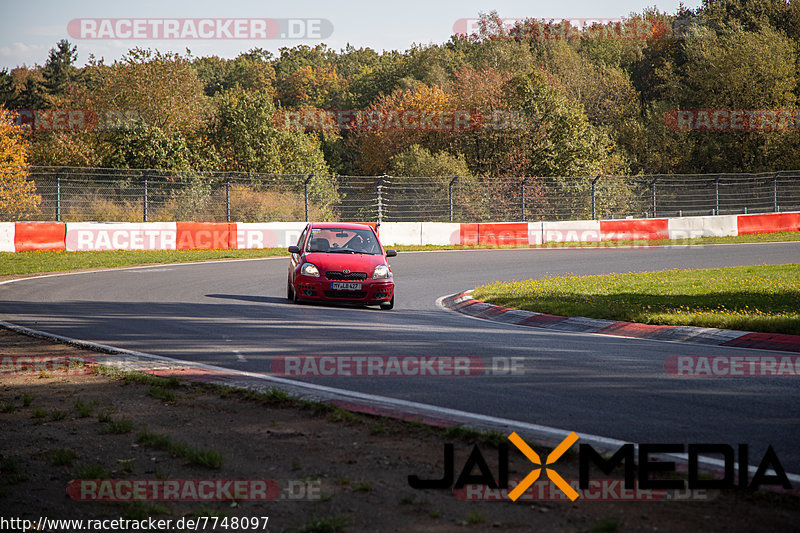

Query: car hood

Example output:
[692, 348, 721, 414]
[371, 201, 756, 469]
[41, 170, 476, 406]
[304, 252, 388, 273]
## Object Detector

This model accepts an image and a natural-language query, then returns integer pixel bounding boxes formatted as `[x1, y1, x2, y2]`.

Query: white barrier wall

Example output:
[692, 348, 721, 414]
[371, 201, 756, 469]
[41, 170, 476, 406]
[11, 212, 799, 252]
[421, 222, 461, 245]
[65, 223, 177, 251]
[378, 222, 422, 246]
[236, 222, 307, 249]
[667, 215, 738, 240]
[0, 223, 15, 252]
[541, 220, 602, 243]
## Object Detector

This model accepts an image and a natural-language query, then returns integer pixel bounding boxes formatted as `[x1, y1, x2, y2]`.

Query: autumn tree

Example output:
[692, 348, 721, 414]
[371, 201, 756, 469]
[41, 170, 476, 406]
[41, 39, 80, 99]
[354, 84, 454, 175]
[0, 106, 40, 220]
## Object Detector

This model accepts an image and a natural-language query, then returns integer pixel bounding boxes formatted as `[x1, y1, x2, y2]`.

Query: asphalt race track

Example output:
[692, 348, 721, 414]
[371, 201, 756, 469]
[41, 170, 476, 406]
[2, 242, 799, 472]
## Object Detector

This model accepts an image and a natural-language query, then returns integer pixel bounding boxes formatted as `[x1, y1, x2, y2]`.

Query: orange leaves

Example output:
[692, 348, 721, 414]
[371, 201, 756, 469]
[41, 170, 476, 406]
[0, 107, 41, 219]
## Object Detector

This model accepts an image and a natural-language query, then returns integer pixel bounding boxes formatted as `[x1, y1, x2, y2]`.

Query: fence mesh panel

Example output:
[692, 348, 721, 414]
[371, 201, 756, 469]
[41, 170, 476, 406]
[3, 166, 799, 223]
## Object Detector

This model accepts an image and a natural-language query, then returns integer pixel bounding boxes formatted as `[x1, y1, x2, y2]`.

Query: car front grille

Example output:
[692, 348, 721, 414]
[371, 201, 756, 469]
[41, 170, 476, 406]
[325, 271, 368, 280]
[324, 290, 367, 299]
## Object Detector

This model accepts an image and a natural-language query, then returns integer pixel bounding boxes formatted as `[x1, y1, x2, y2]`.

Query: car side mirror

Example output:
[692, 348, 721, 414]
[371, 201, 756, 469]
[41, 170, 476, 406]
[385, 249, 397, 257]
[288, 245, 301, 254]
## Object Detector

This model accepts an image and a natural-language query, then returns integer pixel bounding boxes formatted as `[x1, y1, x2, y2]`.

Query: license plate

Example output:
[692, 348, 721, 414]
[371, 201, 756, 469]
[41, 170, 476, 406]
[331, 282, 362, 291]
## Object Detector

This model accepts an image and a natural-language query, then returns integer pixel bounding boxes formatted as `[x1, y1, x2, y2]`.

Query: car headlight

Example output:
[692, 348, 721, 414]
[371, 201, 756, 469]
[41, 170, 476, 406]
[372, 264, 390, 279]
[300, 263, 320, 277]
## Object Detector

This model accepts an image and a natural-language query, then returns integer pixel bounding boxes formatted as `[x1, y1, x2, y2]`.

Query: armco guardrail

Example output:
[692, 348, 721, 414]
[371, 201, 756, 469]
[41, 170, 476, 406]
[7, 167, 800, 223]
[1, 212, 798, 253]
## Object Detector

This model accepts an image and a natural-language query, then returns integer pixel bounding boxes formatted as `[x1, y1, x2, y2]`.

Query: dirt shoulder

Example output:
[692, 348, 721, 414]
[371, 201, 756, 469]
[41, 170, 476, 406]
[1, 328, 798, 532]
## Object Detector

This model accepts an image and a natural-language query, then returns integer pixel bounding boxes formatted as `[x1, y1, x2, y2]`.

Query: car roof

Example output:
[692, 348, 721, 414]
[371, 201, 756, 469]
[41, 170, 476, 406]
[309, 222, 376, 231]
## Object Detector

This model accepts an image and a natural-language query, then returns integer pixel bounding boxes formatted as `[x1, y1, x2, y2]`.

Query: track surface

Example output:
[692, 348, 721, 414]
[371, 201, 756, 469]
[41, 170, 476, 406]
[2, 242, 799, 471]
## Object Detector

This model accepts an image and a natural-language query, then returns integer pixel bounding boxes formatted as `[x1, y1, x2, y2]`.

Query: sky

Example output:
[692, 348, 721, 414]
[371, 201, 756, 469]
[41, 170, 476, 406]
[0, 0, 702, 69]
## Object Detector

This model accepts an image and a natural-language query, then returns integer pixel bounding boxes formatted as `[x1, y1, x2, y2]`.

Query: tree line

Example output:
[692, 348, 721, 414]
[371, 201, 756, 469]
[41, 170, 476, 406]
[1, 0, 799, 220]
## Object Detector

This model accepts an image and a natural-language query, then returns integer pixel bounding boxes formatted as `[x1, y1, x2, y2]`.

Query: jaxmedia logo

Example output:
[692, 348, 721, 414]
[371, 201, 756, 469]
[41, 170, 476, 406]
[409, 432, 793, 502]
[67, 18, 333, 40]
[67, 478, 323, 501]
[665, 355, 800, 377]
[0, 355, 96, 375]
[269, 355, 525, 377]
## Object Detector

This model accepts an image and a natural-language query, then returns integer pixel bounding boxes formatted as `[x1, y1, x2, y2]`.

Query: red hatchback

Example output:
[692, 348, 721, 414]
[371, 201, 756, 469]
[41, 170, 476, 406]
[287, 222, 397, 310]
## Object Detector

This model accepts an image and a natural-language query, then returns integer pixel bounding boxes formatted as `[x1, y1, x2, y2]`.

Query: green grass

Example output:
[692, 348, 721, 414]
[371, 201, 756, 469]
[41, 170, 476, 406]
[74, 398, 97, 418]
[46, 448, 78, 466]
[295, 515, 349, 533]
[1, 232, 798, 277]
[73, 462, 110, 479]
[147, 386, 178, 402]
[0, 248, 284, 276]
[0, 457, 29, 485]
[473, 264, 800, 335]
[136, 430, 223, 469]
[99, 417, 134, 434]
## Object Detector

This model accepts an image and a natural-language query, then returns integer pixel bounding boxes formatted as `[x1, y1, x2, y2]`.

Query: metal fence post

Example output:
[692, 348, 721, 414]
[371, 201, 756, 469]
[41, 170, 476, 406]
[304, 175, 313, 222]
[225, 176, 231, 223]
[377, 175, 386, 223]
[773, 172, 779, 213]
[143, 173, 149, 222]
[449, 177, 458, 222]
[651, 177, 659, 218]
[55, 168, 64, 222]
[591, 174, 601, 220]
[714, 176, 720, 215]
[521, 178, 527, 222]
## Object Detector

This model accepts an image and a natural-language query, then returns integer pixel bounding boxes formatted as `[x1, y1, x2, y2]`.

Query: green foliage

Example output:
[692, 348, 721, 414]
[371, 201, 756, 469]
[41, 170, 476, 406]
[389, 144, 470, 177]
[6, 6, 800, 182]
[207, 89, 328, 174]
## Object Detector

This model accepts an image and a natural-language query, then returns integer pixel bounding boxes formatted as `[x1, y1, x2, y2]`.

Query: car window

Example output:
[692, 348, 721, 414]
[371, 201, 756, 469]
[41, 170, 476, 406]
[306, 228, 380, 254]
[296, 226, 308, 248]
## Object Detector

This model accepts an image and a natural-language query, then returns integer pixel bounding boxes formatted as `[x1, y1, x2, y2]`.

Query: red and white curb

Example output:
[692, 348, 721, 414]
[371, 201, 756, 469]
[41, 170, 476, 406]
[440, 291, 800, 353]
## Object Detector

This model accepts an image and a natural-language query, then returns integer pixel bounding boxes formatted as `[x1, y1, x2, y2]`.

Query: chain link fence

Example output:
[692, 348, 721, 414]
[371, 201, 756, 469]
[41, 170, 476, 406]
[3, 166, 800, 223]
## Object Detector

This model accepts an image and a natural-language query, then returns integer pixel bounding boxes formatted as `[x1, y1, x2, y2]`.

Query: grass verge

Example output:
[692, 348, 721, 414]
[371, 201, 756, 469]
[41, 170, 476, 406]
[1, 232, 798, 277]
[472, 264, 800, 335]
[136, 430, 223, 469]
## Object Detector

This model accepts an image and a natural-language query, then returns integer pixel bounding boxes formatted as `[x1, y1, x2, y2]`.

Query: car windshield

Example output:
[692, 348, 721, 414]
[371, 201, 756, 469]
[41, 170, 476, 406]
[306, 228, 381, 255]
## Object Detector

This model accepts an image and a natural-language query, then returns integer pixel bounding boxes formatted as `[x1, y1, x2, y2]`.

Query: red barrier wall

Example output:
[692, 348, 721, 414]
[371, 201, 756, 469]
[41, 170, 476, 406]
[477, 223, 529, 246]
[737, 213, 800, 235]
[460, 224, 479, 246]
[176, 222, 237, 250]
[600, 219, 669, 241]
[14, 222, 66, 251]
[459, 223, 529, 246]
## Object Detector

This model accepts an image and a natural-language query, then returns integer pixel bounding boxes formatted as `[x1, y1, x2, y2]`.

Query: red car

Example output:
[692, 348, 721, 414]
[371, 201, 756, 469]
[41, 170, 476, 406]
[287, 222, 396, 310]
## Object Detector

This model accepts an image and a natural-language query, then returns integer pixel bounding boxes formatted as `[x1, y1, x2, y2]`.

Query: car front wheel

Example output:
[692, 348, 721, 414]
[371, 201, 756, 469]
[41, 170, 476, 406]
[379, 294, 394, 310]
